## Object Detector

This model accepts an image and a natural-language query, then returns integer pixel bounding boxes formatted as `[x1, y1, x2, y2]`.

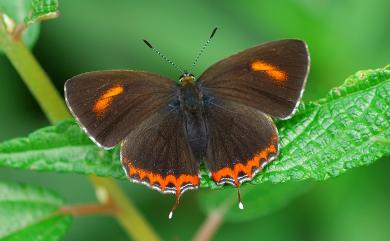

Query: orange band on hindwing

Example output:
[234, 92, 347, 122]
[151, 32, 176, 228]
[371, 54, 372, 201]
[211, 136, 278, 185]
[126, 163, 199, 194]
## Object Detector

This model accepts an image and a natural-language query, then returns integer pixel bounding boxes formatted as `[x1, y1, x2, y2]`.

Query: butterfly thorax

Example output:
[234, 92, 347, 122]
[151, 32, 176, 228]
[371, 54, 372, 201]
[179, 83, 201, 112]
[178, 79, 208, 160]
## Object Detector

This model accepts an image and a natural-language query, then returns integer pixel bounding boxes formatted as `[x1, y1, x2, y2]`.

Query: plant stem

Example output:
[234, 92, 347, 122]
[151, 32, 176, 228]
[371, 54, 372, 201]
[0, 21, 161, 241]
[59, 201, 116, 216]
[0, 25, 69, 123]
[192, 189, 242, 241]
[91, 176, 162, 241]
[192, 209, 225, 241]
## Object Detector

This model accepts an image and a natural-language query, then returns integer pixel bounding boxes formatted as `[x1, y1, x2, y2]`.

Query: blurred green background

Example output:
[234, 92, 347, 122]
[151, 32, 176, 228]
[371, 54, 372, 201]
[0, 0, 389, 240]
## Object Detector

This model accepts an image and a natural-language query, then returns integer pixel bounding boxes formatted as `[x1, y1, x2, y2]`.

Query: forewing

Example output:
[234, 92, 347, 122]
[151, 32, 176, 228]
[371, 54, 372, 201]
[204, 99, 279, 186]
[199, 39, 310, 119]
[121, 107, 199, 196]
[64, 70, 175, 148]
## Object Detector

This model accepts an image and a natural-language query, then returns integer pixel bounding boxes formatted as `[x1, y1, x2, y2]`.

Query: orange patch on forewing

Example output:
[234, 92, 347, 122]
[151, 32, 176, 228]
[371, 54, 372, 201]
[211, 136, 278, 185]
[250, 60, 288, 81]
[93, 85, 124, 115]
[127, 163, 199, 194]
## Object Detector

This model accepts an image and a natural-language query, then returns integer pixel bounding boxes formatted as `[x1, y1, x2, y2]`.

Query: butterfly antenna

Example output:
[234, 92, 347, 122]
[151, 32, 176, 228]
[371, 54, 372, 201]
[143, 39, 186, 75]
[189, 27, 218, 73]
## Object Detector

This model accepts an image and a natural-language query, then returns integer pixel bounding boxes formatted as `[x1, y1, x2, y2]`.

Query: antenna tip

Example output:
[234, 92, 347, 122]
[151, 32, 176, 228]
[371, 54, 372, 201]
[238, 201, 244, 210]
[210, 27, 218, 39]
[143, 39, 153, 48]
[168, 211, 173, 219]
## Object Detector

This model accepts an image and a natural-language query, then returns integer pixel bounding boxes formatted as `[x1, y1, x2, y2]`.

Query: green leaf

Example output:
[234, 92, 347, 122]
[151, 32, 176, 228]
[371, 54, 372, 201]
[0, 0, 40, 52]
[0, 181, 72, 241]
[24, 0, 59, 26]
[0, 65, 389, 188]
[0, 120, 124, 178]
[197, 181, 312, 223]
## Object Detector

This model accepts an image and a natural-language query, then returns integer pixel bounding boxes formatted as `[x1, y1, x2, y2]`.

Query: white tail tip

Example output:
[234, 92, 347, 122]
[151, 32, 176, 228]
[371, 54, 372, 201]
[238, 201, 244, 210]
[168, 211, 173, 219]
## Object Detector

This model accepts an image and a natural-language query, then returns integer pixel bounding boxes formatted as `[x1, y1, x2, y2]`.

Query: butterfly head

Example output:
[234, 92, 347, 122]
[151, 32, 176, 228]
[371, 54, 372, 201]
[179, 73, 195, 86]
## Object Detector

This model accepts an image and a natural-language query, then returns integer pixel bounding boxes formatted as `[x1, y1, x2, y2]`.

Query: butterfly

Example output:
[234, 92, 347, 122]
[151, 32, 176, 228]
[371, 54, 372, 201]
[64, 27, 310, 218]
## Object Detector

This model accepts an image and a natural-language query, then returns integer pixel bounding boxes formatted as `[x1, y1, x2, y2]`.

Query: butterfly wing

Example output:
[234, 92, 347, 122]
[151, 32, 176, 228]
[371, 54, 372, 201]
[121, 107, 199, 196]
[199, 39, 309, 119]
[64, 70, 175, 148]
[204, 99, 279, 186]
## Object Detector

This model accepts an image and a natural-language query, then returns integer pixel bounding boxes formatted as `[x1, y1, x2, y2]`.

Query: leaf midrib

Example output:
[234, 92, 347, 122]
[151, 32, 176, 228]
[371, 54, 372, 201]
[0, 144, 99, 156]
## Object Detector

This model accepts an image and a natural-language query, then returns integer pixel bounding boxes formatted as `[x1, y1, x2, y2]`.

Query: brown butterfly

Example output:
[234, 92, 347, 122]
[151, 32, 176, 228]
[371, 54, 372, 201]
[64, 28, 310, 218]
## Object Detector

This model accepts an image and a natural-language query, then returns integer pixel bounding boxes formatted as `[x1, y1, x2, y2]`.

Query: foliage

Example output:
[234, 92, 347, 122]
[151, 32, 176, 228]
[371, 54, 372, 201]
[24, 0, 59, 25]
[0, 181, 71, 241]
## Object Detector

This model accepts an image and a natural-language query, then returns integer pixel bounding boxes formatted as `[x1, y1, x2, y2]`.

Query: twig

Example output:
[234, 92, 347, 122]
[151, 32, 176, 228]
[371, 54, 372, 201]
[192, 208, 225, 241]
[12, 23, 25, 40]
[59, 201, 116, 216]
[192, 188, 244, 241]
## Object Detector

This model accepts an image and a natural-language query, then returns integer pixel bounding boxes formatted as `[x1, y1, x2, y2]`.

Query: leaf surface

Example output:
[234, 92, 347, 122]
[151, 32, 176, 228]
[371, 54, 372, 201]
[24, 0, 59, 25]
[0, 182, 71, 241]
